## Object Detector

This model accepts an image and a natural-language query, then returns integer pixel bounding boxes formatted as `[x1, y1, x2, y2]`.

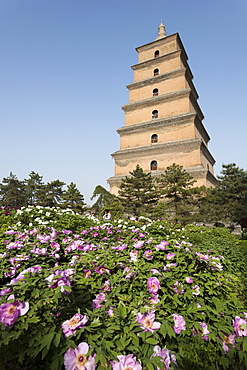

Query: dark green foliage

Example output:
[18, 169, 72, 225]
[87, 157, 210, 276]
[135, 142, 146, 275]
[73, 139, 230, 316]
[0, 172, 26, 208]
[1, 212, 247, 368]
[61, 182, 86, 213]
[42, 179, 66, 207]
[156, 164, 205, 223]
[0, 207, 16, 234]
[217, 163, 247, 222]
[91, 185, 124, 218]
[91, 185, 115, 210]
[0, 172, 87, 211]
[199, 163, 247, 225]
[185, 224, 247, 301]
[54, 212, 96, 233]
[150, 201, 169, 219]
[24, 171, 46, 206]
[118, 165, 159, 216]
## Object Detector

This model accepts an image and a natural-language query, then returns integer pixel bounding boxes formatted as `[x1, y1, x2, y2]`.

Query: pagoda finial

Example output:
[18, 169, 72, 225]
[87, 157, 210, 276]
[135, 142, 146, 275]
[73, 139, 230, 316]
[156, 23, 166, 40]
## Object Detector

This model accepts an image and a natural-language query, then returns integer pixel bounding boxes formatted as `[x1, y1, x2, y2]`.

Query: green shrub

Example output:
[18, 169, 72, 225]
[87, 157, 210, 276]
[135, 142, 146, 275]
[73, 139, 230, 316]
[0, 212, 247, 369]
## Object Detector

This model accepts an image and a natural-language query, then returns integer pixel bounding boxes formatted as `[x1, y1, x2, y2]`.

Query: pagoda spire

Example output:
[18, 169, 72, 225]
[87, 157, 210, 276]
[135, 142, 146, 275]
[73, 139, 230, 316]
[156, 22, 166, 39]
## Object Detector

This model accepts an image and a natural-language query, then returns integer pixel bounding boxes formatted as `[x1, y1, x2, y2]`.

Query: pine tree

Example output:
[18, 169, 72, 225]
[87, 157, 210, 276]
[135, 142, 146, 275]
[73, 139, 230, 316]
[157, 163, 203, 222]
[42, 180, 65, 207]
[118, 165, 159, 216]
[91, 185, 123, 218]
[0, 172, 26, 208]
[24, 171, 45, 206]
[62, 182, 86, 213]
[201, 163, 247, 224]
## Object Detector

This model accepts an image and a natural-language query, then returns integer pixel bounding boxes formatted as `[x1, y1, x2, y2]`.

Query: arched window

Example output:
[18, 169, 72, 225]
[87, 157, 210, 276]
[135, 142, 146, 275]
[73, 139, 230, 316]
[151, 134, 158, 143]
[152, 110, 158, 119]
[150, 161, 158, 170]
[153, 88, 159, 96]
[154, 50, 159, 58]
[154, 68, 159, 76]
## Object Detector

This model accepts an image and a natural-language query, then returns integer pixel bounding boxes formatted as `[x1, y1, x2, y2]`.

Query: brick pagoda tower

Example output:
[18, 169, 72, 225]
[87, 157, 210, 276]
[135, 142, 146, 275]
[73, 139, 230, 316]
[108, 24, 217, 195]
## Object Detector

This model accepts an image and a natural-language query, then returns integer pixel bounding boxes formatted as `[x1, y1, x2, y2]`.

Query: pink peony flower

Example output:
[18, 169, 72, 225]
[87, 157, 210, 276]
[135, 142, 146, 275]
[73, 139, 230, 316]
[147, 277, 160, 295]
[4, 267, 16, 278]
[233, 316, 247, 336]
[0, 294, 29, 327]
[199, 322, 210, 340]
[155, 241, 169, 250]
[185, 277, 193, 284]
[92, 293, 107, 309]
[164, 263, 177, 271]
[107, 307, 114, 317]
[196, 253, 209, 261]
[46, 269, 71, 293]
[221, 333, 236, 353]
[0, 288, 11, 296]
[192, 285, 200, 296]
[136, 310, 161, 333]
[172, 313, 186, 334]
[193, 322, 210, 341]
[62, 313, 88, 337]
[148, 295, 160, 305]
[100, 280, 111, 291]
[50, 242, 60, 252]
[172, 281, 184, 295]
[94, 266, 110, 274]
[64, 342, 96, 370]
[150, 268, 161, 275]
[151, 345, 177, 370]
[112, 354, 142, 370]
[130, 250, 138, 262]
[84, 269, 92, 278]
[166, 253, 175, 260]
[134, 241, 144, 249]
[144, 250, 153, 260]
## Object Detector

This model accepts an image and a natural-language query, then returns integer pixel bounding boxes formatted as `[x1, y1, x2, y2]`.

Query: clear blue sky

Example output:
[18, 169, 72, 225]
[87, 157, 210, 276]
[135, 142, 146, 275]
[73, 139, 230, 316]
[1, 0, 246, 204]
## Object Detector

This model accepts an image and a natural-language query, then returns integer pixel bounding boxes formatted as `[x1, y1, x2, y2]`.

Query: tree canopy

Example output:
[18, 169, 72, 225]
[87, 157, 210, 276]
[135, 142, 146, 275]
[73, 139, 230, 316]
[157, 163, 204, 222]
[91, 185, 123, 219]
[0, 172, 26, 208]
[200, 163, 247, 225]
[0, 172, 86, 213]
[118, 165, 159, 216]
[61, 182, 86, 213]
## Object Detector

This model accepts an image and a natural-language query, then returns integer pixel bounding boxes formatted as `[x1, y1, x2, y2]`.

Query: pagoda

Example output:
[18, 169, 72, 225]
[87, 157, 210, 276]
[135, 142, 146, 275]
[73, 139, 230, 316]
[108, 24, 217, 195]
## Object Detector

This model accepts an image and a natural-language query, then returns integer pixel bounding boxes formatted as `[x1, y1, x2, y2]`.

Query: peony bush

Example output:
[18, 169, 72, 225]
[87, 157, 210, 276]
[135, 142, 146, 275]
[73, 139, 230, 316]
[0, 206, 247, 369]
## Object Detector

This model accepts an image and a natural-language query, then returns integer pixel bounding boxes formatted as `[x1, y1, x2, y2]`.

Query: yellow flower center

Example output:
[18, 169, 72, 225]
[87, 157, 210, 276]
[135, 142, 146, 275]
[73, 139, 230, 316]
[143, 318, 153, 328]
[69, 317, 80, 327]
[224, 336, 231, 343]
[7, 305, 17, 315]
[76, 353, 87, 367]
[124, 367, 133, 370]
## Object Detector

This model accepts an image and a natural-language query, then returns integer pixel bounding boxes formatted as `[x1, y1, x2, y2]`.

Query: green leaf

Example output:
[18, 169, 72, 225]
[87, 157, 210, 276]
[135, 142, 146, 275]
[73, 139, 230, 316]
[39, 332, 55, 352]
[145, 338, 159, 345]
[242, 338, 247, 352]
[96, 352, 107, 366]
[118, 302, 127, 317]
[147, 362, 155, 370]
[41, 346, 50, 360]
[50, 356, 60, 370]
[53, 333, 61, 347]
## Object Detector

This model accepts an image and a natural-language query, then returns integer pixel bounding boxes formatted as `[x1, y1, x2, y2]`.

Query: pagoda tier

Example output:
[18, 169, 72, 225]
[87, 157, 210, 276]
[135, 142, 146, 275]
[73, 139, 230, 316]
[108, 24, 217, 195]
